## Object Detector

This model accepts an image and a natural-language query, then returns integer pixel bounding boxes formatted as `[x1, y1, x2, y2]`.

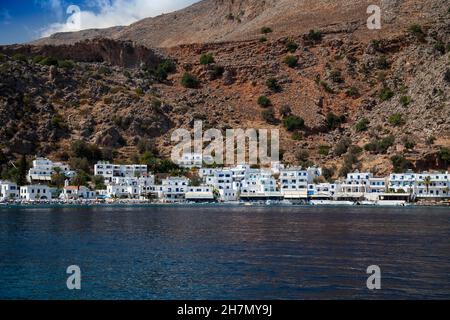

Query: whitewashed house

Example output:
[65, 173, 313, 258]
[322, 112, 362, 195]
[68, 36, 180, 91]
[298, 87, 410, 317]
[414, 172, 449, 199]
[279, 167, 309, 200]
[94, 161, 148, 182]
[240, 169, 281, 200]
[154, 177, 189, 203]
[337, 171, 373, 197]
[205, 169, 238, 201]
[27, 157, 75, 183]
[0, 180, 19, 201]
[20, 185, 51, 201]
[60, 186, 96, 200]
[185, 186, 215, 202]
[388, 171, 417, 194]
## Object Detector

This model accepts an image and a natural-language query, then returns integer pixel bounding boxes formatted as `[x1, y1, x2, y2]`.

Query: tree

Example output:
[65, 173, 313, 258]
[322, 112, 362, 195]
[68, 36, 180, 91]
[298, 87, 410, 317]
[439, 147, 450, 166]
[92, 175, 106, 190]
[423, 176, 431, 195]
[16, 155, 28, 186]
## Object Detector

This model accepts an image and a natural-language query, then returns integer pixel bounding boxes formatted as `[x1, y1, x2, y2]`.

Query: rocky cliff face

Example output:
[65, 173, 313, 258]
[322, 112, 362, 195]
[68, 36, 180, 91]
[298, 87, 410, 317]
[1, 0, 449, 177]
[1, 38, 163, 69]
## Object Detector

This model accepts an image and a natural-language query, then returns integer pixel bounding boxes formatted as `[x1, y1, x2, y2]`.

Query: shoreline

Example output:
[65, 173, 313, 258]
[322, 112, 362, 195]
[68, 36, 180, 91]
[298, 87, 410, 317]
[0, 201, 449, 210]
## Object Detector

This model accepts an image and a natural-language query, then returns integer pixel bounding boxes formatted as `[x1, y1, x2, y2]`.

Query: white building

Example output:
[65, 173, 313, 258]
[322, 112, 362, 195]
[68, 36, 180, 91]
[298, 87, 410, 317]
[388, 171, 417, 194]
[60, 186, 96, 200]
[185, 186, 215, 202]
[308, 183, 337, 197]
[279, 167, 310, 200]
[27, 157, 75, 182]
[176, 153, 215, 169]
[19, 185, 51, 201]
[94, 162, 148, 182]
[154, 177, 189, 203]
[240, 169, 281, 199]
[414, 172, 449, 199]
[204, 169, 239, 201]
[337, 172, 373, 197]
[0, 181, 19, 201]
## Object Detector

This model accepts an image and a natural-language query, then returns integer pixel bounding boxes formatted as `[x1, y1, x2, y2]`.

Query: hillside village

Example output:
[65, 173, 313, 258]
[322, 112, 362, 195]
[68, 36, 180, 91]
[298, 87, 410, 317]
[1, 154, 449, 206]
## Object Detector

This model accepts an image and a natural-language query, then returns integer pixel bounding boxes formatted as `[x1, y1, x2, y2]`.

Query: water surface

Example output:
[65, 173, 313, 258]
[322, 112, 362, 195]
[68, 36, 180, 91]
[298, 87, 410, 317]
[0, 206, 449, 299]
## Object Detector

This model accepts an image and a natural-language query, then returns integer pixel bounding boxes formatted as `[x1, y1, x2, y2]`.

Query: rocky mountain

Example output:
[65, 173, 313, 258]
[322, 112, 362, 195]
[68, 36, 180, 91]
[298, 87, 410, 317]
[1, 0, 449, 179]
[32, 0, 441, 48]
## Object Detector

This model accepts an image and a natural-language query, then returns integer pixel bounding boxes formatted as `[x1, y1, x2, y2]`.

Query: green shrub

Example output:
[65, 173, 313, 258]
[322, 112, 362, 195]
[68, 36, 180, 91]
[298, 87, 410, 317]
[329, 70, 343, 83]
[211, 65, 225, 78]
[391, 154, 413, 173]
[200, 53, 215, 65]
[286, 40, 298, 53]
[261, 108, 277, 124]
[334, 137, 351, 156]
[388, 113, 404, 126]
[261, 27, 273, 34]
[346, 86, 359, 98]
[284, 55, 298, 68]
[181, 72, 200, 88]
[280, 105, 292, 117]
[439, 147, 450, 166]
[444, 69, 450, 83]
[379, 87, 394, 101]
[326, 112, 345, 130]
[12, 53, 27, 62]
[403, 137, 415, 150]
[135, 87, 144, 96]
[154, 59, 177, 81]
[71, 140, 103, 162]
[399, 95, 412, 107]
[321, 81, 334, 94]
[33, 55, 45, 64]
[259, 37, 268, 43]
[364, 135, 395, 154]
[434, 42, 446, 54]
[51, 114, 68, 130]
[257, 96, 272, 107]
[319, 145, 331, 156]
[306, 30, 322, 42]
[376, 55, 389, 69]
[266, 78, 281, 92]
[355, 118, 370, 132]
[283, 115, 305, 131]
[58, 59, 74, 69]
[408, 24, 425, 39]
[39, 57, 58, 66]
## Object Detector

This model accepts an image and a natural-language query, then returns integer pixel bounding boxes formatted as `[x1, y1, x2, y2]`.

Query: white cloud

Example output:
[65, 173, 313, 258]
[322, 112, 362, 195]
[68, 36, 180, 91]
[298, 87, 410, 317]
[1, 9, 12, 25]
[39, 0, 198, 37]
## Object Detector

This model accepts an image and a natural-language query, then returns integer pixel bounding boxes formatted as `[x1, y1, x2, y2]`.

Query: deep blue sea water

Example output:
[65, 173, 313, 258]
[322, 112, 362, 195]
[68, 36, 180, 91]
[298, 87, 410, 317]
[0, 205, 449, 300]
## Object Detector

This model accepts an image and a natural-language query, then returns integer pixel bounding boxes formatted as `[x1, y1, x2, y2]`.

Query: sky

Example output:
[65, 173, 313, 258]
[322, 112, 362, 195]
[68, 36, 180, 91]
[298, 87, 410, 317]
[0, 0, 199, 45]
